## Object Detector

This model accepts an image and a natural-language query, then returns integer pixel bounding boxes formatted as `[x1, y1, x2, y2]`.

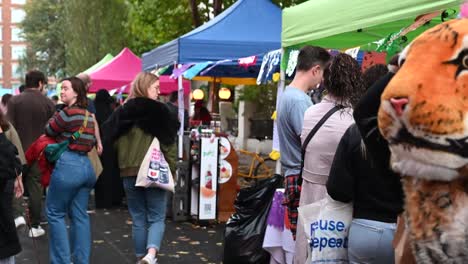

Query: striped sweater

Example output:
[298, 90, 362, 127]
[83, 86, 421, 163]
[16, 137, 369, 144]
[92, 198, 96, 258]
[45, 106, 96, 153]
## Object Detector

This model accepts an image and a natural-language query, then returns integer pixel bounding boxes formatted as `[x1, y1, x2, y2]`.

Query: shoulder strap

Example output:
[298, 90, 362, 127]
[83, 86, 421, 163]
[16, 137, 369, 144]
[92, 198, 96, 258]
[299, 105, 343, 184]
[71, 110, 89, 140]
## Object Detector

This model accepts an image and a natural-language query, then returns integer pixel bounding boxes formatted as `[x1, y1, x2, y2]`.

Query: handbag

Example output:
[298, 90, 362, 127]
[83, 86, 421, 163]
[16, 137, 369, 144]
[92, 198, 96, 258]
[135, 137, 175, 192]
[299, 195, 353, 264]
[88, 147, 103, 179]
[44, 111, 89, 163]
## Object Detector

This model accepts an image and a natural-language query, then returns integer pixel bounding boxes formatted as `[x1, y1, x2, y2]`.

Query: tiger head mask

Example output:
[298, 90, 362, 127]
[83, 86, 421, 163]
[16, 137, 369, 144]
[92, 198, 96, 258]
[378, 19, 468, 181]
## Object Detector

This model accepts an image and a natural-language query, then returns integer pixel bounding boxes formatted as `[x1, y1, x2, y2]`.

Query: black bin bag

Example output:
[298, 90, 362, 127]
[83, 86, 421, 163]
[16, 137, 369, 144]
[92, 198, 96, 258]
[223, 174, 283, 264]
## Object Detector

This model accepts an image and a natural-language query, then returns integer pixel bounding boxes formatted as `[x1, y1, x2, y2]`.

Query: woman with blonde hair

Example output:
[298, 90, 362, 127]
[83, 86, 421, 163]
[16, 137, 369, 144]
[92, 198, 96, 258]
[102, 72, 179, 264]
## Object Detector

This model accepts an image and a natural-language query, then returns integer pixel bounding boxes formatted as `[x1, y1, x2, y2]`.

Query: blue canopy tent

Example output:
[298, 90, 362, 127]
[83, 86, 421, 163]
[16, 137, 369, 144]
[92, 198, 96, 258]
[141, 0, 281, 81]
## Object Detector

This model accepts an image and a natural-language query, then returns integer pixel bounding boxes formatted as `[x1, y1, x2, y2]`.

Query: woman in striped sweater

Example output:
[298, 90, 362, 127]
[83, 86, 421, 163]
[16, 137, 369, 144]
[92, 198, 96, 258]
[45, 77, 96, 264]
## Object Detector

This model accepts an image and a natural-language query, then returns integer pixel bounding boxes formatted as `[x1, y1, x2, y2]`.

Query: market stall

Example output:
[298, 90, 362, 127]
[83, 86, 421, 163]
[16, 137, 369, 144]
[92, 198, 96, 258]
[262, 1, 464, 263]
[142, 0, 282, 222]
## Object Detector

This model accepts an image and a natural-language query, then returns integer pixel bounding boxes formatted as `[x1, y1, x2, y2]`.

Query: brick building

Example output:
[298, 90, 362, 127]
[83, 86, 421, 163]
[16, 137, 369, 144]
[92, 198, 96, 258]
[1, 0, 26, 90]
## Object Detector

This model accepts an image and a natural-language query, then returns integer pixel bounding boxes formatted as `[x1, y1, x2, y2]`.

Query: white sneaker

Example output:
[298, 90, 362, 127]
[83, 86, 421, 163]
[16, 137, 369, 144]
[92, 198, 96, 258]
[139, 254, 156, 264]
[29, 226, 46, 238]
[14, 216, 26, 228]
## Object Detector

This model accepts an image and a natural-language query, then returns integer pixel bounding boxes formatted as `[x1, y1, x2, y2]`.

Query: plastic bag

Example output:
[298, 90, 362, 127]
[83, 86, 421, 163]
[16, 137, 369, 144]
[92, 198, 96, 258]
[223, 174, 283, 264]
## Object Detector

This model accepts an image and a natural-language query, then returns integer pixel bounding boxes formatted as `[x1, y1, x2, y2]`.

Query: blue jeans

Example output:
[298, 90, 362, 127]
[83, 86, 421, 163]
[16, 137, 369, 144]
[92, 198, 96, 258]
[123, 177, 167, 257]
[348, 218, 397, 264]
[46, 150, 96, 264]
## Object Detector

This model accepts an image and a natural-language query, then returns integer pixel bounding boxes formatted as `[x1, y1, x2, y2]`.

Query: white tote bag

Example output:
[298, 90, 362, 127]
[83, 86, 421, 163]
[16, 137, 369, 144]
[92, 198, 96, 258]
[135, 137, 175, 192]
[298, 195, 352, 264]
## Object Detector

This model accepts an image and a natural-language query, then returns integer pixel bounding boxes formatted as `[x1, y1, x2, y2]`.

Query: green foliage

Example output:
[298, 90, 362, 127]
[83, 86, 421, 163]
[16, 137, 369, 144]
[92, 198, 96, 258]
[126, 0, 307, 56]
[20, 0, 66, 78]
[20, 0, 309, 78]
[63, 0, 129, 75]
[236, 84, 277, 118]
[126, 0, 193, 56]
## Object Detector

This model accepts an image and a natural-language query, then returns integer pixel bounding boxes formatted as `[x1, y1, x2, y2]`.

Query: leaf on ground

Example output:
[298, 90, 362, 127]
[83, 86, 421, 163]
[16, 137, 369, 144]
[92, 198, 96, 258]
[189, 241, 200, 245]
[93, 240, 104, 244]
[104, 212, 110, 215]
[208, 230, 216, 233]
[176, 227, 181, 230]
[126, 220, 133, 225]
[176, 251, 190, 255]
[200, 257, 208, 262]
[168, 254, 180, 258]
[178, 236, 190, 241]
[104, 231, 111, 234]
[158, 254, 165, 256]
[216, 242, 222, 246]
[195, 253, 204, 256]
[123, 234, 129, 238]
[171, 241, 179, 244]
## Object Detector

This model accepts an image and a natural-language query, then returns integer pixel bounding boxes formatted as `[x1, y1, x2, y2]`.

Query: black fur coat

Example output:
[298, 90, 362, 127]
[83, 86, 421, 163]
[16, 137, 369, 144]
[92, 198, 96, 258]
[95, 97, 179, 209]
[103, 97, 179, 146]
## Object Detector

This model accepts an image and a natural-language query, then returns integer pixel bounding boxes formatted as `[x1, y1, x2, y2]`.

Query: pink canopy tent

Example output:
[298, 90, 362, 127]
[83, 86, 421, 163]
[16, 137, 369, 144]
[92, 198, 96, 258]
[89, 47, 190, 94]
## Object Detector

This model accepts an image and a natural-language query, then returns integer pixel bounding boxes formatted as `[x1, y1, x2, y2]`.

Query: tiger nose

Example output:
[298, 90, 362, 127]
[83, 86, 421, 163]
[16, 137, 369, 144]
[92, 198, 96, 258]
[390, 97, 409, 116]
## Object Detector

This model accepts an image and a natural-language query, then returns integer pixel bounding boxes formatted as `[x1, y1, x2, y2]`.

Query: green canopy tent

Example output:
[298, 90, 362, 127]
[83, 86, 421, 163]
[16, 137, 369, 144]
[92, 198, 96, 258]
[56, 53, 114, 97]
[270, 0, 463, 173]
[282, 0, 462, 49]
[83, 53, 115, 74]
[281, 0, 462, 67]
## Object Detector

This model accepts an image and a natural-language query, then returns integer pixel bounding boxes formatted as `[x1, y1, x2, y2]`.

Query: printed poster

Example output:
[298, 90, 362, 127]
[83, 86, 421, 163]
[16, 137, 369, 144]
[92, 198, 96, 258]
[199, 136, 219, 220]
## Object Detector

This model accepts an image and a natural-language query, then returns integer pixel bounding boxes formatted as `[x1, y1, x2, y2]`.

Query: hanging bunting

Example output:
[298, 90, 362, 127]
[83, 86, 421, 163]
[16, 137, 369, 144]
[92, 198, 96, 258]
[238, 56, 257, 68]
[257, 49, 281, 84]
[171, 63, 195, 79]
[183, 62, 211, 80]
[200, 59, 232, 75]
[361, 52, 387, 71]
[286, 50, 299, 77]
[377, 11, 441, 60]
[344, 47, 361, 59]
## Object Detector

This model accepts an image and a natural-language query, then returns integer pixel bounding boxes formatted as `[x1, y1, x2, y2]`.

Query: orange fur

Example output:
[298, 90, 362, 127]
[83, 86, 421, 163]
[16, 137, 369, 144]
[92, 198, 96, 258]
[378, 19, 468, 263]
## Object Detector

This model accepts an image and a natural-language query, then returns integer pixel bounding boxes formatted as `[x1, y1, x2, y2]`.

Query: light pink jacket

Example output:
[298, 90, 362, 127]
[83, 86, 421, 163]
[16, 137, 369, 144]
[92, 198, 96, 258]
[300, 95, 354, 186]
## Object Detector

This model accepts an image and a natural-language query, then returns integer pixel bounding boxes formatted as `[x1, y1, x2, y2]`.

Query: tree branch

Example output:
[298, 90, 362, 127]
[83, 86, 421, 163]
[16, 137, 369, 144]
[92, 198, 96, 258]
[188, 0, 201, 27]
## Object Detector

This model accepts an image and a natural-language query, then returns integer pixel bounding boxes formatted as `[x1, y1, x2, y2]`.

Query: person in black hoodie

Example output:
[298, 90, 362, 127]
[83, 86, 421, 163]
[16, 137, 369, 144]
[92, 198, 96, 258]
[93, 89, 123, 209]
[0, 110, 23, 263]
[326, 61, 404, 264]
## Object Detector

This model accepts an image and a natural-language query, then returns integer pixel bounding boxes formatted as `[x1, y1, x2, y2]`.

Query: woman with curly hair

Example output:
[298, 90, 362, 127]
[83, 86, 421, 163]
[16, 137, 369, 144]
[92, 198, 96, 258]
[294, 53, 366, 264]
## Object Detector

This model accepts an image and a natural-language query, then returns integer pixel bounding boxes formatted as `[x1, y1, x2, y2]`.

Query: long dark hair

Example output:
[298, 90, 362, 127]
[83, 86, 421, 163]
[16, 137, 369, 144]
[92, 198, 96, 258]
[0, 110, 10, 132]
[323, 53, 365, 108]
[62, 77, 88, 108]
[94, 89, 113, 125]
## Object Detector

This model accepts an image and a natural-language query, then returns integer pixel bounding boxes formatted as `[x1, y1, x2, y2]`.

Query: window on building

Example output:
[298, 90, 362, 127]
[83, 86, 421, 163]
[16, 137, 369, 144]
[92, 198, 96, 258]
[11, 45, 25, 60]
[11, 63, 22, 79]
[11, 0, 27, 4]
[11, 9, 26, 24]
[11, 27, 24, 42]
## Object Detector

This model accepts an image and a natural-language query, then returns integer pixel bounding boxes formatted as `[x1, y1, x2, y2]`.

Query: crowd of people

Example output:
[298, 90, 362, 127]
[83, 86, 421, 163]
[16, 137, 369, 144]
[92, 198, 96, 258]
[0, 70, 178, 264]
[277, 46, 404, 264]
[0, 45, 404, 264]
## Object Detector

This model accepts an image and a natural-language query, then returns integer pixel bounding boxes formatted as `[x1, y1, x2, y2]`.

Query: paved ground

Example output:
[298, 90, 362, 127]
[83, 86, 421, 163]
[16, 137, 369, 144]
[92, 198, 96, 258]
[16, 205, 225, 264]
